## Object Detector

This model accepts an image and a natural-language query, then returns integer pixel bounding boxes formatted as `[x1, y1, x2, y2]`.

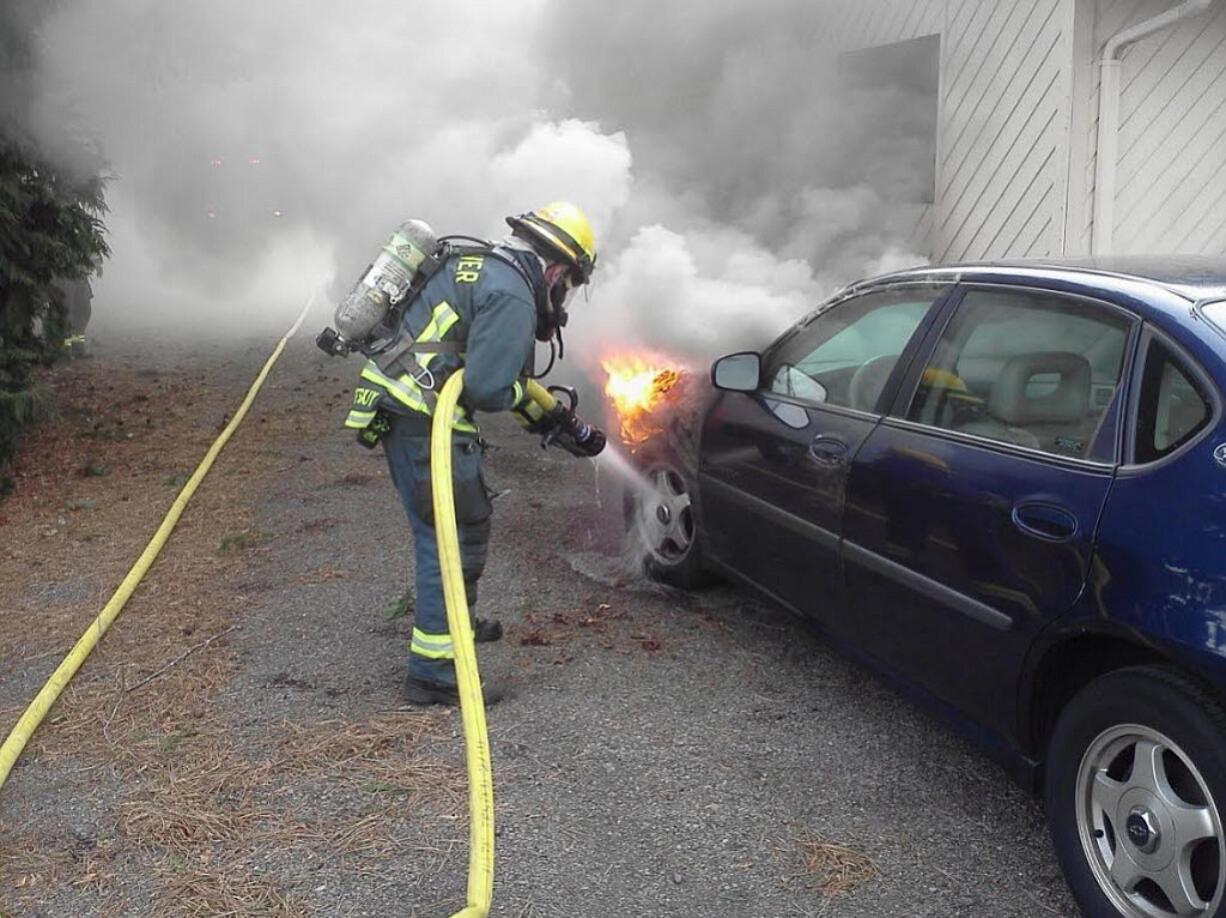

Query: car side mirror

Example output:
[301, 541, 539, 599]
[712, 352, 762, 392]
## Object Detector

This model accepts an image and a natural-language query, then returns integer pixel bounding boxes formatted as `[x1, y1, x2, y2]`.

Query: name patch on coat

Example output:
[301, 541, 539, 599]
[455, 255, 484, 284]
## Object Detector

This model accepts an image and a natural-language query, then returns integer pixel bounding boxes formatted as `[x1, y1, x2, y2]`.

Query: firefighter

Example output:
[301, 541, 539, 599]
[57, 278, 92, 357]
[344, 202, 606, 706]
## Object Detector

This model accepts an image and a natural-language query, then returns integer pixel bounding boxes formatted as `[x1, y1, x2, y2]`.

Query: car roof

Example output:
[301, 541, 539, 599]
[862, 255, 1226, 303]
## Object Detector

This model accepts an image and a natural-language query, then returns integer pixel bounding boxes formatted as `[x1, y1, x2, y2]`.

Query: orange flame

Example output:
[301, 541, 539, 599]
[601, 352, 685, 444]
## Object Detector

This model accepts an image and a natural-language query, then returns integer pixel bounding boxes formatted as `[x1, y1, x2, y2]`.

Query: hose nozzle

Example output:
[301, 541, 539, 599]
[524, 383, 606, 457]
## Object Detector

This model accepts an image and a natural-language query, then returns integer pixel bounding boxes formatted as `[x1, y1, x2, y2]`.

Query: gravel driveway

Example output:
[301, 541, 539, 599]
[0, 339, 1080, 916]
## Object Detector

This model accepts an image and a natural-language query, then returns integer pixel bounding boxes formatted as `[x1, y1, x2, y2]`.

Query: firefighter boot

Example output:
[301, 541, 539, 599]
[472, 617, 503, 643]
[402, 673, 507, 707]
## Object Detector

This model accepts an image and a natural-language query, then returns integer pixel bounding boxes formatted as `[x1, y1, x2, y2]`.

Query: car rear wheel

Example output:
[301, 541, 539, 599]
[623, 450, 711, 590]
[1045, 667, 1226, 918]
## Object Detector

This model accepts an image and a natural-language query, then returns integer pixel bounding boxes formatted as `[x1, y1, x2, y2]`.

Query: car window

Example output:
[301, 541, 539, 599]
[1134, 337, 1212, 464]
[1204, 300, 1226, 336]
[906, 289, 1130, 458]
[766, 287, 948, 411]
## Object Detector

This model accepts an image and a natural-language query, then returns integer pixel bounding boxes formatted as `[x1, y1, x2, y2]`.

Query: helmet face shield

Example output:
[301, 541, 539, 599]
[567, 258, 593, 288]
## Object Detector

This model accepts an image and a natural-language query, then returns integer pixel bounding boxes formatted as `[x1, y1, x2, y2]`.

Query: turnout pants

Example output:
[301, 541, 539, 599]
[382, 413, 492, 686]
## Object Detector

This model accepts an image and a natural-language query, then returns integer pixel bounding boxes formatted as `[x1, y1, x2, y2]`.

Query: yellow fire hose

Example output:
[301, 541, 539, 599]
[431, 373, 558, 918]
[0, 301, 311, 792]
[1, 320, 554, 917]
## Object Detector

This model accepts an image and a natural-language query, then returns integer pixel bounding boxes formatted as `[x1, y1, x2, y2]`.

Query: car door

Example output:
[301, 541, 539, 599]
[699, 282, 953, 618]
[839, 284, 1138, 739]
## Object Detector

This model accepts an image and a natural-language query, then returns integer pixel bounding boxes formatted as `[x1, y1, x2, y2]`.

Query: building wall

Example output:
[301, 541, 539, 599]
[843, 0, 1226, 261]
[840, 0, 1075, 263]
[1100, 0, 1226, 255]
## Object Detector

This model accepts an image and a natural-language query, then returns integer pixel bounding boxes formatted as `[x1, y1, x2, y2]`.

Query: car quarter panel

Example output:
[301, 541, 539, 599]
[1089, 417, 1226, 701]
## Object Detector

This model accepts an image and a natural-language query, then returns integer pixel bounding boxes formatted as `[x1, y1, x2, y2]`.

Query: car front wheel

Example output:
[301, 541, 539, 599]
[1046, 666, 1226, 918]
[623, 450, 711, 590]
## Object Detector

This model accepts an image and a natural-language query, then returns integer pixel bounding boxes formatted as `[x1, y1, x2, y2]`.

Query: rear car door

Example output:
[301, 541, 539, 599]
[840, 284, 1137, 739]
[699, 283, 952, 618]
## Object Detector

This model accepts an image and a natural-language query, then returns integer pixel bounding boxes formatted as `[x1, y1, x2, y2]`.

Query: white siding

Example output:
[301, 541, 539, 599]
[1072, 0, 1226, 255]
[1058, 0, 1226, 256]
[835, 0, 944, 48]
[936, 0, 1072, 261]
[844, 0, 1075, 262]
[842, 0, 1226, 260]
[1112, 1, 1226, 255]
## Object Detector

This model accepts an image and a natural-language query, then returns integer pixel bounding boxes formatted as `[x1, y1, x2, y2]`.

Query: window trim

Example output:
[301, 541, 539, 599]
[1120, 323, 1221, 473]
[755, 393, 883, 424]
[878, 415, 1118, 474]
[887, 282, 1142, 467]
[761, 281, 955, 414]
[1195, 298, 1226, 342]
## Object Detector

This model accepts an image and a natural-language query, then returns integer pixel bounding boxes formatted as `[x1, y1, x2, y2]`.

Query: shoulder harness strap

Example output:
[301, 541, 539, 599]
[438, 236, 542, 307]
[372, 237, 539, 380]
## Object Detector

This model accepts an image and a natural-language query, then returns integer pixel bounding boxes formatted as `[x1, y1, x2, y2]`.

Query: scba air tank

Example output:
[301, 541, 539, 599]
[333, 219, 438, 345]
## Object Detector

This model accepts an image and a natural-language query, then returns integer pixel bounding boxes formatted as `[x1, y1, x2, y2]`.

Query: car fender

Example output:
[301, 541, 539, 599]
[1018, 605, 1226, 769]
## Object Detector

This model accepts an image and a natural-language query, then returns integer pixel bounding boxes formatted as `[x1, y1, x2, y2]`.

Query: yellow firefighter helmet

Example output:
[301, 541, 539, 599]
[506, 201, 598, 285]
[922, 367, 978, 398]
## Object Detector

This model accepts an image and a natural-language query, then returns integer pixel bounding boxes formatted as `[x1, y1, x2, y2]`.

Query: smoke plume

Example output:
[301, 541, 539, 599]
[540, 0, 934, 375]
[8, 0, 929, 366]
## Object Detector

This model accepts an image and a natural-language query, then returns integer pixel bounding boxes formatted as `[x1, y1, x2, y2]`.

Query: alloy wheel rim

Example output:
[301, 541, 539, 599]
[1075, 724, 1225, 917]
[638, 467, 694, 566]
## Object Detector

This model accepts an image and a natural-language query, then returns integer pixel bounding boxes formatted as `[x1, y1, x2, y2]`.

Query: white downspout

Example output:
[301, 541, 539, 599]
[1092, 0, 1215, 255]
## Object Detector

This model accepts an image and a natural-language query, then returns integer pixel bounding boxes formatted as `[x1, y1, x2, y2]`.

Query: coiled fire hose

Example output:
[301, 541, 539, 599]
[0, 300, 311, 792]
[433, 373, 561, 918]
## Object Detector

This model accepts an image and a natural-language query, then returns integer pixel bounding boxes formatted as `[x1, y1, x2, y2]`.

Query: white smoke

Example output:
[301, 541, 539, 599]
[13, 0, 927, 359]
[578, 224, 816, 372]
[488, 121, 632, 236]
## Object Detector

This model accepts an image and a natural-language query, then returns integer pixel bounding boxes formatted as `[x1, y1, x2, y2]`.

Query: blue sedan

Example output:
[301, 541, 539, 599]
[628, 258, 1226, 918]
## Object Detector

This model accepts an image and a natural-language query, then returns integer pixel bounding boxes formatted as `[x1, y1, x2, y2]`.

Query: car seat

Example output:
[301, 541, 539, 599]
[962, 352, 1091, 454]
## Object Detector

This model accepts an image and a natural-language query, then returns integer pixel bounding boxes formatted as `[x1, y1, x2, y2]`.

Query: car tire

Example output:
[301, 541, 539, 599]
[1045, 666, 1226, 918]
[622, 448, 713, 590]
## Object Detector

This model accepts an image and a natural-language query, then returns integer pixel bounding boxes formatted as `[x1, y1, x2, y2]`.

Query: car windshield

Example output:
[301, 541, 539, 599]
[1203, 300, 1226, 336]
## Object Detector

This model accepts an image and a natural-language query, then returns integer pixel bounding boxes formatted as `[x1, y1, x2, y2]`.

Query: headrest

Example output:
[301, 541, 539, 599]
[988, 352, 1090, 425]
[848, 354, 900, 411]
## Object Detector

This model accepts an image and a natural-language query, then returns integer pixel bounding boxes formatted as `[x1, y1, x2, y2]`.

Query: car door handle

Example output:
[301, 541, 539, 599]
[809, 435, 849, 465]
[1011, 501, 1079, 543]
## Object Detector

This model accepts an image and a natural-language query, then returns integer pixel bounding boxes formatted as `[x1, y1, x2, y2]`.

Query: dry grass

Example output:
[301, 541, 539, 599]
[96, 700, 458, 910]
[288, 565, 348, 586]
[119, 711, 459, 823]
[0, 832, 76, 898]
[68, 846, 118, 895]
[274, 712, 466, 813]
[155, 863, 308, 918]
[0, 353, 285, 665]
[796, 836, 880, 897]
[0, 353, 458, 915]
[311, 814, 403, 859]
[0, 828, 121, 913]
[278, 711, 445, 768]
[111, 711, 459, 907]
[40, 652, 238, 777]
[121, 784, 273, 857]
